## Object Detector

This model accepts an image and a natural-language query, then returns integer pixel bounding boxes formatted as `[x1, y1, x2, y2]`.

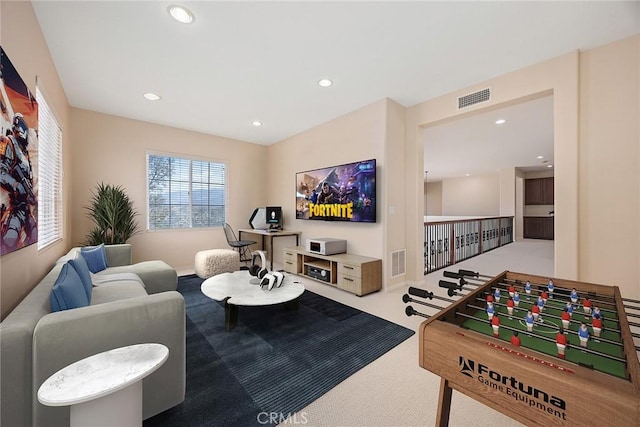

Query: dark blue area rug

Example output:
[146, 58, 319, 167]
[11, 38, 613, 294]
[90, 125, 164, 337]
[145, 274, 414, 427]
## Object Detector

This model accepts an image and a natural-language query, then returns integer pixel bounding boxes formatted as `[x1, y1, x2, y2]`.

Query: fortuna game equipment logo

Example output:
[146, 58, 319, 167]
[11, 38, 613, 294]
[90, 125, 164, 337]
[458, 356, 568, 421]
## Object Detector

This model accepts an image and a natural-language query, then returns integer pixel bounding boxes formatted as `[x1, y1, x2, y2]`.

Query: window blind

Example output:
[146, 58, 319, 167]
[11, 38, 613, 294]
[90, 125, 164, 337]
[36, 87, 63, 250]
[147, 153, 226, 229]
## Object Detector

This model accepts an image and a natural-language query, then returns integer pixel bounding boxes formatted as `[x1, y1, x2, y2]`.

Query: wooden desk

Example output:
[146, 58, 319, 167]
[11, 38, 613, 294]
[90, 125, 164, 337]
[238, 229, 301, 271]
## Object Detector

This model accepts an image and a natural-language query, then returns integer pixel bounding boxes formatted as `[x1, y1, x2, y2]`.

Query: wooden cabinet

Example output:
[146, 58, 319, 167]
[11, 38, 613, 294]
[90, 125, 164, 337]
[525, 177, 554, 205]
[523, 216, 554, 240]
[283, 247, 382, 296]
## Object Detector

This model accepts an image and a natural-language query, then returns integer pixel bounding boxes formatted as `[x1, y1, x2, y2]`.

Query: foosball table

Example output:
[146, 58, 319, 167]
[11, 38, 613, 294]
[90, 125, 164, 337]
[408, 270, 640, 426]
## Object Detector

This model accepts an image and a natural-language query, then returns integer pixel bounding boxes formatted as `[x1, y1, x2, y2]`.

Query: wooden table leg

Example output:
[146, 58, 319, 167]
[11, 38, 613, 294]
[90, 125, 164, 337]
[435, 378, 453, 427]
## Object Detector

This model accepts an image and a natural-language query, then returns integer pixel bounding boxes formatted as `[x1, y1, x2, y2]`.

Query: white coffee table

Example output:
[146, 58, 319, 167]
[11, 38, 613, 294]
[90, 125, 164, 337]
[201, 270, 305, 331]
[37, 343, 168, 427]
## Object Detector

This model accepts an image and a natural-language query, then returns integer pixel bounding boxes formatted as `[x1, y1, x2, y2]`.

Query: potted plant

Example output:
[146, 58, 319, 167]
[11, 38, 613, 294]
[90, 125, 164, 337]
[84, 182, 140, 245]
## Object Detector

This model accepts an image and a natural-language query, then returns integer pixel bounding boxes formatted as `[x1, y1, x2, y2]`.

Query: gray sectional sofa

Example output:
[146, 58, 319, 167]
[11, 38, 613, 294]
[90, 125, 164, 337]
[0, 244, 185, 427]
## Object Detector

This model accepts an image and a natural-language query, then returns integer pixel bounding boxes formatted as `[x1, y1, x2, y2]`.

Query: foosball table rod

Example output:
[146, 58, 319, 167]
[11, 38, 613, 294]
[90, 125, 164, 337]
[402, 293, 448, 311]
[408, 286, 456, 304]
[405, 306, 430, 319]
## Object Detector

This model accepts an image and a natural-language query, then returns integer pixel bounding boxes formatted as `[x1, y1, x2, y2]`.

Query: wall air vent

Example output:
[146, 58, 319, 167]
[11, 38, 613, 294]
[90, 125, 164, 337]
[391, 249, 406, 278]
[457, 87, 491, 109]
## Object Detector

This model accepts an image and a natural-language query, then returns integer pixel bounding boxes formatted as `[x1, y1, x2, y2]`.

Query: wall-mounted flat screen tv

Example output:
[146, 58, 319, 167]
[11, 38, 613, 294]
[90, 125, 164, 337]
[296, 159, 376, 223]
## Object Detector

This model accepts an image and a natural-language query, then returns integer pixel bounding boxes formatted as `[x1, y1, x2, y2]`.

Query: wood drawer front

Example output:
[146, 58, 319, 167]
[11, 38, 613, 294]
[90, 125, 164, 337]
[337, 274, 361, 294]
[283, 257, 298, 273]
[338, 263, 361, 278]
[283, 250, 297, 261]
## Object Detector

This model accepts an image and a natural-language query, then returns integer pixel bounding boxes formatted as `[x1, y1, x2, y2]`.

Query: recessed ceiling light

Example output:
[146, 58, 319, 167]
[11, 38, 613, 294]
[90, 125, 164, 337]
[252, 121, 262, 127]
[465, 173, 471, 177]
[318, 79, 333, 87]
[547, 165, 553, 168]
[143, 92, 161, 101]
[537, 155, 544, 159]
[168, 5, 194, 24]
[495, 119, 506, 125]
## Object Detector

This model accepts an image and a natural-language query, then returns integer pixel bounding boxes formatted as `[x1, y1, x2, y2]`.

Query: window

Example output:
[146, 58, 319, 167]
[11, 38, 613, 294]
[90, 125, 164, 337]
[147, 153, 226, 229]
[36, 87, 63, 250]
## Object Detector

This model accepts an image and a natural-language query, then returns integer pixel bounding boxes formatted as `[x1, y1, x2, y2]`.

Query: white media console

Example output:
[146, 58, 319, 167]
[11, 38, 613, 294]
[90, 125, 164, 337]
[283, 246, 382, 296]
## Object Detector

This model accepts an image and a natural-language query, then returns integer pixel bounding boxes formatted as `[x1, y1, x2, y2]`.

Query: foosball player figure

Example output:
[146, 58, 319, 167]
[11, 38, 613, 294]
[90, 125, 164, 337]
[486, 294, 494, 304]
[547, 279, 554, 298]
[486, 302, 495, 320]
[541, 290, 549, 304]
[592, 314, 603, 339]
[592, 306, 602, 320]
[493, 287, 501, 303]
[531, 304, 541, 322]
[513, 291, 520, 307]
[508, 284, 515, 298]
[578, 323, 589, 348]
[556, 329, 567, 359]
[565, 301, 574, 318]
[525, 310, 535, 333]
[561, 307, 571, 330]
[537, 295, 545, 313]
[582, 297, 592, 318]
[506, 297, 515, 319]
[491, 314, 500, 338]
[570, 288, 579, 305]
[525, 281, 532, 299]
[511, 331, 521, 347]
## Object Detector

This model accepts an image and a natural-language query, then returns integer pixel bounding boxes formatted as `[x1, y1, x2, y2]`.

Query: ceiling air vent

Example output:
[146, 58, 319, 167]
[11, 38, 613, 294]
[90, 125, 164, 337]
[457, 87, 491, 109]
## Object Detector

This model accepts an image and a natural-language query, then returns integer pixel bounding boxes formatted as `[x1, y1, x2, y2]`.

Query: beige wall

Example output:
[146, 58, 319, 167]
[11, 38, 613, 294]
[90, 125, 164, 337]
[267, 99, 387, 280]
[406, 36, 639, 298]
[442, 173, 500, 216]
[70, 108, 267, 271]
[578, 36, 639, 296]
[425, 181, 442, 215]
[406, 53, 579, 285]
[0, 1, 72, 319]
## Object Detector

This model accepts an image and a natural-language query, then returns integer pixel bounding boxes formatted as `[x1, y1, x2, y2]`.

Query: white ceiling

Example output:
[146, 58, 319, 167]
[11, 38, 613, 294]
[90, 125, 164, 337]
[32, 1, 639, 152]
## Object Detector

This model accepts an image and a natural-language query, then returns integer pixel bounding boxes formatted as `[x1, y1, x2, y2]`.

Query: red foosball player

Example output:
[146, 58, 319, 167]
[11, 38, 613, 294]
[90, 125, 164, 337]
[486, 294, 494, 304]
[506, 297, 515, 318]
[541, 290, 549, 304]
[556, 329, 567, 359]
[510, 331, 521, 347]
[531, 304, 541, 322]
[583, 297, 592, 318]
[561, 307, 571, 330]
[508, 284, 515, 298]
[491, 315, 500, 338]
[592, 314, 603, 338]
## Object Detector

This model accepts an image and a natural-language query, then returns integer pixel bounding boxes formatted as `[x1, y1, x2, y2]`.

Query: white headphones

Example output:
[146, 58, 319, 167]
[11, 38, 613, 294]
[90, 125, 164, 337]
[249, 250, 268, 279]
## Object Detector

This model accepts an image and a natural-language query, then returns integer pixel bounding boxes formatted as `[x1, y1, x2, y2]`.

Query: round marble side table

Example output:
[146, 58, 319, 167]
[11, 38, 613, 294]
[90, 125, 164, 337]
[37, 343, 169, 427]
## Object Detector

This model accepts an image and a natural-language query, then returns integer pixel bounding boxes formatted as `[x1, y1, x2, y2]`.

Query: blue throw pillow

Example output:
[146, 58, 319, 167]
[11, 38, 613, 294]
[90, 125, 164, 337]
[69, 256, 93, 303]
[50, 262, 90, 312]
[80, 244, 108, 273]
